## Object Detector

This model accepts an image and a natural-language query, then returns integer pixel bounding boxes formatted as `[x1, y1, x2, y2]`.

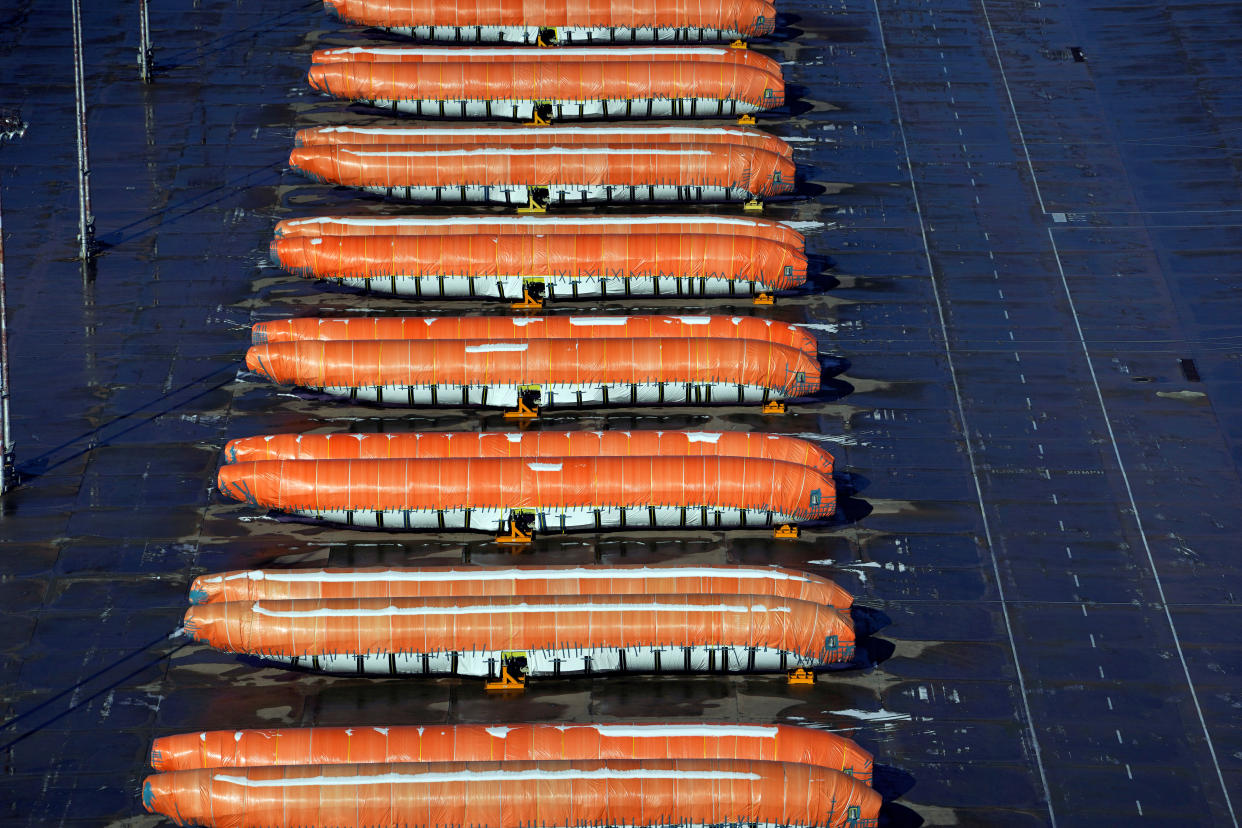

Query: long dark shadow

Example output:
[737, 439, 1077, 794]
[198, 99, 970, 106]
[0, 641, 189, 752]
[17, 364, 237, 480]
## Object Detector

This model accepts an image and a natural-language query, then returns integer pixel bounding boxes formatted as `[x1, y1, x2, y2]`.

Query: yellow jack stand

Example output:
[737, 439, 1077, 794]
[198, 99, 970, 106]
[753, 293, 775, 305]
[496, 523, 533, 545]
[485, 665, 526, 691]
[516, 196, 547, 213]
[729, 39, 749, 49]
[774, 524, 800, 539]
[503, 398, 540, 420]
[511, 289, 544, 309]
[536, 34, 553, 47]
[761, 400, 786, 415]
[524, 109, 552, 127]
[736, 113, 757, 125]
[787, 668, 815, 686]
[743, 198, 763, 213]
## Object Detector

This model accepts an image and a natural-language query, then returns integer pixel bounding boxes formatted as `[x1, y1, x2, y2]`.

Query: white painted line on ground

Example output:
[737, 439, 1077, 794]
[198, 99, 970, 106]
[978, 0, 1047, 214]
[1047, 227, 1238, 826]
[871, 3, 1057, 824]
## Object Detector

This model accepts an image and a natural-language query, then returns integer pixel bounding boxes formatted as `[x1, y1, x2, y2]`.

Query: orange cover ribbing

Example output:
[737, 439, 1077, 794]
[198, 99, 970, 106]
[180, 593, 855, 662]
[252, 315, 817, 357]
[307, 61, 784, 113]
[311, 46, 782, 79]
[188, 564, 852, 609]
[294, 124, 793, 158]
[244, 338, 821, 397]
[222, 430, 833, 474]
[143, 758, 880, 828]
[270, 233, 805, 291]
[272, 215, 806, 250]
[216, 456, 835, 519]
[288, 144, 794, 199]
[149, 722, 872, 784]
[322, 0, 778, 38]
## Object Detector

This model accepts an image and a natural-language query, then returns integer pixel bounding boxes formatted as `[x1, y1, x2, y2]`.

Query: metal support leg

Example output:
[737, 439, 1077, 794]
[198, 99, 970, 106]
[0, 182, 12, 493]
[0, 111, 25, 496]
[138, 0, 154, 82]
[71, 0, 95, 260]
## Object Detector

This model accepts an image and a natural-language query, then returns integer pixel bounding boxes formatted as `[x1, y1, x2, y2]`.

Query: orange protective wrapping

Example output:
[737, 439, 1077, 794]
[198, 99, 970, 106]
[252, 315, 817, 357]
[221, 430, 833, 474]
[243, 337, 821, 397]
[188, 564, 852, 609]
[272, 215, 806, 251]
[322, 0, 779, 38]
[149, 722, 872, 785]
[311, 46, 782, 80]
[180, 593, 855, 662]
[142, 758, 880, 828]
[294, 124, 793, 158]
[216, 455, 835, 519]
[307, 60, 784, 113]
[270, 233, 805, 290]
[288, 143, 794, 199]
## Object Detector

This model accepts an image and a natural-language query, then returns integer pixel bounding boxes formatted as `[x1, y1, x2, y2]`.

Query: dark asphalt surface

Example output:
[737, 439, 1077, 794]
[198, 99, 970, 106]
[1, 0, 1241, 824]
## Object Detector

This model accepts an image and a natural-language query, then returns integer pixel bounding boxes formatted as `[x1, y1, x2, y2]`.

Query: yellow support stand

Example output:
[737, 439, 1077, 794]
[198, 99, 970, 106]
[743, 198, 763, 212]
[729, 39, 748, 49]
[736, 113, 757, 125]
[761, 400, 786, 415]
[485, 665, 526, 691]
[503, 398, 540, 420]
[516, 195, 547, 213]
[511, 289, 544, 309]
[752, 293, 775, 305]
[774, 524, 800, 539]
[496, 522, 533, 545]
[524, 107, 552, 126]
[787, 668, 815, 686]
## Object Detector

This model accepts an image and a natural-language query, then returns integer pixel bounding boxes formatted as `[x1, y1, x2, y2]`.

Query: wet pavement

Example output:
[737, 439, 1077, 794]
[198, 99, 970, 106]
[1, 0, 1241, 824]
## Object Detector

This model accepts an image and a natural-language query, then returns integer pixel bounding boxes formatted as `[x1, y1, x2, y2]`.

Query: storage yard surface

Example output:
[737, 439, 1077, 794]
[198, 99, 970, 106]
[1, 0, 1241, 824]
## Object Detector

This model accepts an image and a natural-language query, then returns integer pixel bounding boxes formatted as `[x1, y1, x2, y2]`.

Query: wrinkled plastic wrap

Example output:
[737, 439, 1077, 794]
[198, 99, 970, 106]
[150, 721, 872, 785]
[271, 234, 806, 291]
[295, 123, 793, 158]
[244, 337, 820, 396]
[216, 455, 834, 517]
[310, 45, 782, 79]
[254, 316, 815, 357]
[189, 564, 852, 610]
[307, 60, 784, 115]
[289, 143, 794, 198]
[181, 592, 854, 662]
[273, 214, 806, 251]
[222, 429, 832, 473]
[322, 0, 778, 39]
[143, 757, 880, 828]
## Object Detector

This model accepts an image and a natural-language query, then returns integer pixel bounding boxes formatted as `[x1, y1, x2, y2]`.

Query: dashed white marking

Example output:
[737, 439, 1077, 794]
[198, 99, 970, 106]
[1048, 229, 1237, 825]
[978, 0, 1047, 214]
[872, 6, 1056, 824]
